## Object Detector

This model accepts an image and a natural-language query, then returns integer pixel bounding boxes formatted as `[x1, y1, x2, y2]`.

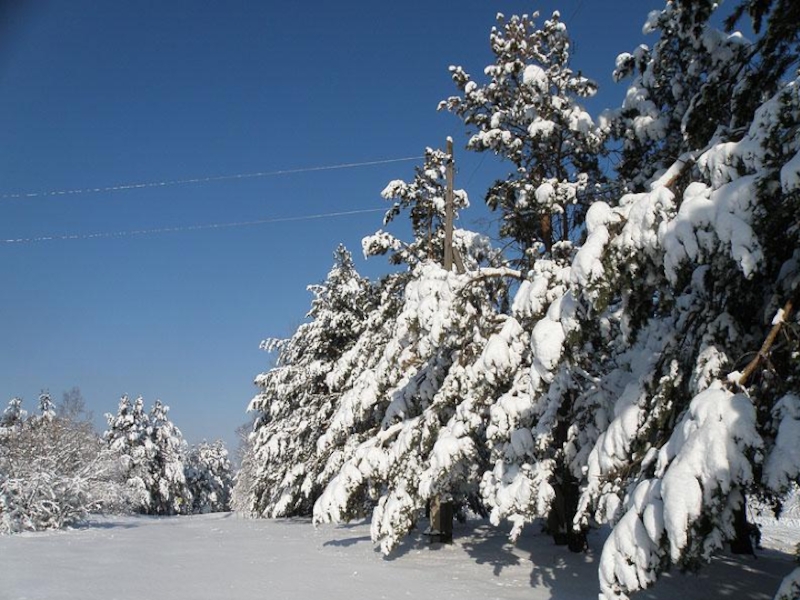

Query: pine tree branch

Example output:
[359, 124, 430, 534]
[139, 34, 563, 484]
[453, 267, 524, 308]
[738, 296, 796, 386]
[650, 150, 699, 192]
[469, 267, 525, 281]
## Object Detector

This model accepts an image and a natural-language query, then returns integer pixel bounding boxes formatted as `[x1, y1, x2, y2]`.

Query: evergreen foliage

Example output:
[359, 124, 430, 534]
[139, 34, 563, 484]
[6, 1, 794, 596]
[104, 397, 192, 516]
[236, 246, 378, 517]
[185, 440, 233, 514]
[232, 2, 800, 597]
[313, 149, 514, 553]
[440, 10, 606, 266]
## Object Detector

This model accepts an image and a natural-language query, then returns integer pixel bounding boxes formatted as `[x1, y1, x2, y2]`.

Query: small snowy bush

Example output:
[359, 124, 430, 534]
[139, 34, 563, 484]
[0, 394, 128, 534]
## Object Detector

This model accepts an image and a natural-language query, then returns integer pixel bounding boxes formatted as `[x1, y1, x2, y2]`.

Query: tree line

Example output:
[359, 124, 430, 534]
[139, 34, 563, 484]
[0, 390, 233, 533]
[234, 2, 800, 599]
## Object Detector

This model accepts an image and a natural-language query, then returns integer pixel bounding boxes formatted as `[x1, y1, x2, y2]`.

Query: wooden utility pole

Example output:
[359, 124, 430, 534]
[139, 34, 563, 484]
[427, 137, 456, 547]
[444, 137, 455, 272]
[443, 137, 465, 274]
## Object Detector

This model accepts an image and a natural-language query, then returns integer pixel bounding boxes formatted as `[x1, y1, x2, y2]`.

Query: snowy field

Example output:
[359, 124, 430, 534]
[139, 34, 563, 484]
[1, 513, 797, 600]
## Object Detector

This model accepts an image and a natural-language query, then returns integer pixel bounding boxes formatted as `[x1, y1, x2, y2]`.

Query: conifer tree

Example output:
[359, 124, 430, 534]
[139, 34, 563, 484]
[238, 246, 377, 518]
[315, 148, 515, 553]
[610, 0, 761, 189]
[441, 10, 606, 267]
[0, 398, 26, 434]
[35, 392, 56, 424]
[440, 8, 611, 552]
[185, 440, 233, 514]
[238, 3, 800, 597]
[310, 269, 407, 522]
[146, 400, 191, 516]
[559, 2, 800, 596]
[104, 395, 151, 509]
[363, 147, 469, 266]
[104, 397, 191, 515]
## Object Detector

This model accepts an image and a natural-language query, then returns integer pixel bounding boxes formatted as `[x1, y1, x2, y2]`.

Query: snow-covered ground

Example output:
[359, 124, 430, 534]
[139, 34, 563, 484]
[0, 513, 796, 600]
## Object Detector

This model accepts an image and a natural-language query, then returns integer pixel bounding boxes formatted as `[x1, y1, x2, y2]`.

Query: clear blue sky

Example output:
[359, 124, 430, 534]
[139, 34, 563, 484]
[0, 1, 664, 452]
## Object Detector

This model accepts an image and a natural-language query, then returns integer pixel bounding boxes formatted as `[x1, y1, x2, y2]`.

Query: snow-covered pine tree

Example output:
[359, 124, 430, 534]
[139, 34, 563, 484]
[441, 9, 612, 552]
[610, 0, 755, 190]
[311, 150, 479, 523]
[312, 152, 462, 530]
[310, 269, 407, 523]
[34, 391, 56, 424]
[362, 147, 470, 267]
[314, 148, 517, 553]
[185, 440, 233, 514]
[104, 396, 191, 515]
[238, 245, 377, 518]
[560, 1, 800, 597]
[146, 400, 191, 516]
[0, 398, 26, 435]
[104, 395, 152, 510]
[440, 10, 606, 268]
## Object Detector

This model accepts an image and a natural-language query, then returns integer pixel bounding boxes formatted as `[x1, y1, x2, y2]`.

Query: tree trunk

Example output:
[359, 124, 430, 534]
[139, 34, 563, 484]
[546, 391, 586, 552]
[730, 499, 758, 555]
[540, 213, 553, 253]
[428, 497, 453, 544]
[546, 475, 587, 552]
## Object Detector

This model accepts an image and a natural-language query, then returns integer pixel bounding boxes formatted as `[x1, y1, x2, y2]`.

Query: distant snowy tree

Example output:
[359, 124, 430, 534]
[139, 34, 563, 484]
[186, 440, 233, 514]
[34, 391, 56, 424]
[0, 398, 26, 435]
[1, 395, 120, 533]
[145, 400, 191, 516]
[238, 245, 377, 518]
[104, 395, 152, 510]
[104, 397, 191, 516]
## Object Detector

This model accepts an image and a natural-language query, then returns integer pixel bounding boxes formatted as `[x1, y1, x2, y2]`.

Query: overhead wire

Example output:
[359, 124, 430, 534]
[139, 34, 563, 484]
[0, 154, 419, 245]
[568, 0, 587, 22]
[0, 156, 423, 201]
[1, 207, 389, 245]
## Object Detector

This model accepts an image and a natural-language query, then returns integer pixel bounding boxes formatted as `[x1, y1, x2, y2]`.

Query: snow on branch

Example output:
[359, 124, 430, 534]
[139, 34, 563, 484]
[737, 295, 797, 387]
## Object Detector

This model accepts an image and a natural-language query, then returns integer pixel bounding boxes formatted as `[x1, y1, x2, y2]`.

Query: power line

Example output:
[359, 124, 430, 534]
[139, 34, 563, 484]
[0, 156, 423, 201]
[1, 207, 388, 245]
[568, 0, 587, 22]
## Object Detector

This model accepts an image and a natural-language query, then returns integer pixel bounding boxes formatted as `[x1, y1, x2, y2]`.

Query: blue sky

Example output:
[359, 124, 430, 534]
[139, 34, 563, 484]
[0, 1, 664, 451]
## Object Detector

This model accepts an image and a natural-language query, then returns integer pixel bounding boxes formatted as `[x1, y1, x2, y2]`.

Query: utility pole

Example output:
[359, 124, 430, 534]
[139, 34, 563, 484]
[427, 137, 456, 547]
[444, 137, 454, 272]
